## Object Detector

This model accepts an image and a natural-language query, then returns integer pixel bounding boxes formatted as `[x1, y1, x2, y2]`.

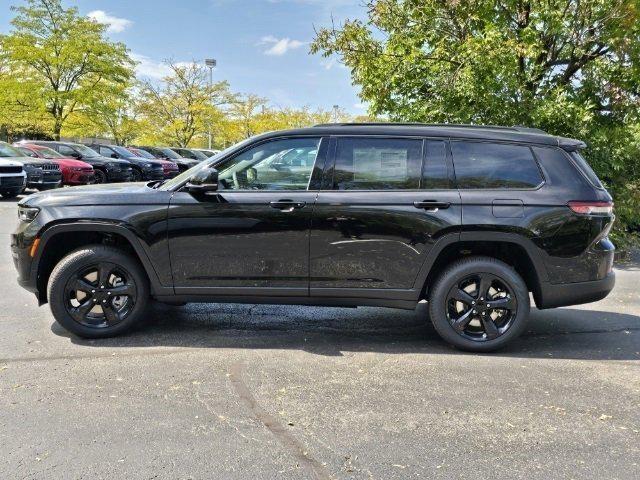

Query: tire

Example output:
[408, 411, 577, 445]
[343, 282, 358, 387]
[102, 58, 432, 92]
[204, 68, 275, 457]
[93, 169, 107, 184]
[428, 256, 530, 352]
[0, 190, 19, 198]
[130, 168, 142, 182]
[47, 245, 149, 338]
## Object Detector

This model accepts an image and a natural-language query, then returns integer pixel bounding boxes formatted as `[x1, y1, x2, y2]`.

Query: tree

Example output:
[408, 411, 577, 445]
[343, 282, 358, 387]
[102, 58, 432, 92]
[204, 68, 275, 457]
[312, 0, 640, 243]
[1, 0, 135, 139]
[137, 61, 232, 147]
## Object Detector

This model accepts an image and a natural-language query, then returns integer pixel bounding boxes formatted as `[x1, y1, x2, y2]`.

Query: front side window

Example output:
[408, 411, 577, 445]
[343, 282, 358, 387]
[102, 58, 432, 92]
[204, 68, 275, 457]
[333, 137, 423, 190]
[451, 141, 543, 189]
[215, 137, 320, 191]
[58, 145, 76, 156]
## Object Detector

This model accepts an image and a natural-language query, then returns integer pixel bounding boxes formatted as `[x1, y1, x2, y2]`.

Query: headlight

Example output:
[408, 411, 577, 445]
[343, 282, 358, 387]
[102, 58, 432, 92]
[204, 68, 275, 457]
[145, 163, 153, 168]
[18, 206, 40, 223]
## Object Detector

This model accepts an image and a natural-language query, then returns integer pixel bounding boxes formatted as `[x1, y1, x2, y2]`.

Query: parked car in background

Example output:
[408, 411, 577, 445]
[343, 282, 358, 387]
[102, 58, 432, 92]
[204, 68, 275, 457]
[0, 156, 26, 199]
[86, 144, 165, 182]
[14, 143, 95, 186]
[11, 124, 615, 351]
[126, 147, 180, 179]
[169, 147, 209, 162]
[0, 142, 61, 191]
[132, 146, 199, 172]
[30, 141, 132, 184]
[193, 148, 220, 157]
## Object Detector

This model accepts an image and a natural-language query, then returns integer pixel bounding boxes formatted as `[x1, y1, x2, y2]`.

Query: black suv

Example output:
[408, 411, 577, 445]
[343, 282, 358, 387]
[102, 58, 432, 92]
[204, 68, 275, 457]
[11, 124, 615, 351]
[31, 141, 133, 183]
[87, 144, 165, 181]
[133, 146, 200, 172]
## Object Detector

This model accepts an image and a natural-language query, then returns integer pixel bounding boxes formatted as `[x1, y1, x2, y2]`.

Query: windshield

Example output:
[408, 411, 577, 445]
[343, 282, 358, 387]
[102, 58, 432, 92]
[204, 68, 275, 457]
[158, 140, 250, 191]
[0, 142, 24, 158]
[72, 144, 100, 158]
[130, 148, 155, 159]
[36, 146, 63, 159]
[159, 148, 181, 160]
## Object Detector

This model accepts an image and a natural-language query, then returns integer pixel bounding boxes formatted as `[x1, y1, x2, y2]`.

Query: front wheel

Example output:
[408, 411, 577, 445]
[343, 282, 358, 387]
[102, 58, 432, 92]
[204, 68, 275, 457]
[93, 169, 107, 184]
[47, 245, 149, 338]
[428, 256, 530, 352]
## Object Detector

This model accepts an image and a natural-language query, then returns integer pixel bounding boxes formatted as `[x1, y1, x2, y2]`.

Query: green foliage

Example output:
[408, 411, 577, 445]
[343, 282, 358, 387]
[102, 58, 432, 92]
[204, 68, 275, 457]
[312, 0, 640, 245]
[1, 0, 135, 139]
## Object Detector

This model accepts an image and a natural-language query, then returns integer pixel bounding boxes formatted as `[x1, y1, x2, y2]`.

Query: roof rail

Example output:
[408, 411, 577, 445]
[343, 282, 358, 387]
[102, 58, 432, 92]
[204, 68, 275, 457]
[312, 122, 547, 134]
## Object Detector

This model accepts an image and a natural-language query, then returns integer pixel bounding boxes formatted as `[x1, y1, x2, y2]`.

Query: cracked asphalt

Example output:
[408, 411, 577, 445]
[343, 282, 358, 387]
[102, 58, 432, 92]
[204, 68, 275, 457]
[1, 196, 639, 479]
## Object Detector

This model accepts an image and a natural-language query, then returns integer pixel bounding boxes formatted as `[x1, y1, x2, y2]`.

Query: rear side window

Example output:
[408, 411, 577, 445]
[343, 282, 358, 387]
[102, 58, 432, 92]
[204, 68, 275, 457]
[451, 141, 543, 189]
[333, 137, 423, 190]
[423, 140, 451, 189]
[569, 152, 604, 189]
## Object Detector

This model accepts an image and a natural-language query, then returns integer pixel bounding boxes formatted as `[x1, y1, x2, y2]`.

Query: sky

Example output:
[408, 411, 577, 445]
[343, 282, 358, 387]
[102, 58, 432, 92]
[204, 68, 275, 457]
[0, 0, 368, 113]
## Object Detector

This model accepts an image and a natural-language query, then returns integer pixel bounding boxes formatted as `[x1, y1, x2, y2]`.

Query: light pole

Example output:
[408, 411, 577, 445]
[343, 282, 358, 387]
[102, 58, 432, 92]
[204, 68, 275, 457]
[205, 58, 217, 149]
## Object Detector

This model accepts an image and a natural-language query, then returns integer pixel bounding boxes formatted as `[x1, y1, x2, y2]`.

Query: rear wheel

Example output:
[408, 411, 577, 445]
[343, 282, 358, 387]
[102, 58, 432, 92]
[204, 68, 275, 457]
[48, 245, 149, 338]
[428, 256, 530, 352]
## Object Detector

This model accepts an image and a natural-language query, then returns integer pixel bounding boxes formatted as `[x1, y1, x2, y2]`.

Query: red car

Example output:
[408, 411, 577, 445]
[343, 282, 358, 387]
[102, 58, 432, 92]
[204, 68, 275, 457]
[15, 143, 95, 186]
[127, 147, 180, 179]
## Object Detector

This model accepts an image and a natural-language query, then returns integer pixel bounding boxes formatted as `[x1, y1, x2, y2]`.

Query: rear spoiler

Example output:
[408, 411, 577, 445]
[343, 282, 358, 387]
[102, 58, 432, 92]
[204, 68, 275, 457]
[558, 136, 586, 152]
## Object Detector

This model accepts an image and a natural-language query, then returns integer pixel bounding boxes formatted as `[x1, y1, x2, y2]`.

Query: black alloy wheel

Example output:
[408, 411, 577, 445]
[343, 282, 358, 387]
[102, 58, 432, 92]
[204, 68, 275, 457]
[48, 245, 149, 338]
[428, 256, 530, 352]
[131, 168, 142, 181]
[445, 273, 517, 341]
[94, 169, 107, 184]
[63, 262, 137, 328]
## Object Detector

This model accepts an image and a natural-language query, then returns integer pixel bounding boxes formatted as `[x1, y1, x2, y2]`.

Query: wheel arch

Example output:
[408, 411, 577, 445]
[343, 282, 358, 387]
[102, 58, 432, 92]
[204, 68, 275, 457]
[33, 222, 169, 304]
[415, 232, 548, 307]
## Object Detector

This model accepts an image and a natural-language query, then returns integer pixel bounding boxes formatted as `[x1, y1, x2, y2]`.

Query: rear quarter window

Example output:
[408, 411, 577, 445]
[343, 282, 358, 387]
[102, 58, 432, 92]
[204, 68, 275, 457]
[569, 151, 604, 189]
[451, 141, 543, 189]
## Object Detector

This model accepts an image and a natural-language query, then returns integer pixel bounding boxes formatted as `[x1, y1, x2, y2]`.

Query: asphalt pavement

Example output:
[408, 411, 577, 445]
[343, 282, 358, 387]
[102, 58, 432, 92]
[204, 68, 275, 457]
[0, 194, 638, 479]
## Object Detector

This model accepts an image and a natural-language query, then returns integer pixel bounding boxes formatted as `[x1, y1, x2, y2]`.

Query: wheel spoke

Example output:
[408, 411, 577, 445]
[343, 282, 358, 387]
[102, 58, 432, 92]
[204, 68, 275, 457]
[108, 283, 135, 297]
[452, 309, 474, 332]
[69, 299, 94, 322]
[477, 274, 493, 299]
[97, 263, 113, 288]
[451, 288, 475, 305]
[488, 295, 515, 311]
[102, 302, 120, 324]
[69, 278, 95, 294]
[481, 316, 499, 339]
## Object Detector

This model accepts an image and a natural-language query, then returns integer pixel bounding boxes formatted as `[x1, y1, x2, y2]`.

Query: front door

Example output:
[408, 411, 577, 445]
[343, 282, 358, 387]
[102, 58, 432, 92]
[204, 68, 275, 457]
[168, 136, 325, 296]
[310, 136, 461, 297]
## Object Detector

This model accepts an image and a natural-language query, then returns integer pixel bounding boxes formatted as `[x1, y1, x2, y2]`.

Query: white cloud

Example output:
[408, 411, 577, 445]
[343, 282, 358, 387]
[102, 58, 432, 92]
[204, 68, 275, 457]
[259, 35, 305, 56]
[87, 10, 132, 33]
[130, 53, 172, 80]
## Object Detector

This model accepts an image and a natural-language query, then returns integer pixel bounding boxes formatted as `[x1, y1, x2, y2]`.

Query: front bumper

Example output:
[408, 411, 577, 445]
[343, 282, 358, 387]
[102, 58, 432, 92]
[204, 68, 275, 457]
[143, 169, 165, 181]
[0, 175, 26, 190]
[106, 168, 132, 182]
[26, 171, 62, 189]
[64, 169, 95, 185]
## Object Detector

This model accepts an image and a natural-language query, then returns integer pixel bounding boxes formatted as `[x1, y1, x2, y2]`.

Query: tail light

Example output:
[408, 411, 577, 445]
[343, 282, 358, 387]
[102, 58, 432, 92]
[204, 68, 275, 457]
[568, 201, 613, 215]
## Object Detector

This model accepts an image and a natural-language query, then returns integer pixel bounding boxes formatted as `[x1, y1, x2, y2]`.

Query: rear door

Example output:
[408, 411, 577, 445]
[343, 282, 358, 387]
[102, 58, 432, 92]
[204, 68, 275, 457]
[310, 136, 461, 298]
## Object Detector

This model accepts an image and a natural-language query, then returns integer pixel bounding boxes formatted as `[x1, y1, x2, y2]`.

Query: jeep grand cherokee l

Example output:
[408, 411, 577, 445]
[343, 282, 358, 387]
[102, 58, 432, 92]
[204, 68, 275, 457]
[11, 124, 615, 352]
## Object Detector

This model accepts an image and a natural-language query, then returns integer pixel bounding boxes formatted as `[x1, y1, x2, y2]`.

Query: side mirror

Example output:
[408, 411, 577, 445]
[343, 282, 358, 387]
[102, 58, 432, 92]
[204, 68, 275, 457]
[186, 167, 218, 195]
[71, 152, 82, 159]
[111, 153, 119, 159]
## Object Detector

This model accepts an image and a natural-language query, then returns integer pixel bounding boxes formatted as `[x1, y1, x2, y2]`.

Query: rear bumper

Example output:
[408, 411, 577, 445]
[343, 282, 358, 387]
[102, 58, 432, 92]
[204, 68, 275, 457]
[537, 272, 615, 309]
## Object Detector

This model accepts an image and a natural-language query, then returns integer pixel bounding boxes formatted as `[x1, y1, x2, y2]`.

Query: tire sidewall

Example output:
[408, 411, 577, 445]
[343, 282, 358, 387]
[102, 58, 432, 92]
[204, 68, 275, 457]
[48, 246, 149, 338]
[428, 257, 530, 352]
[94, 169, 107, 184]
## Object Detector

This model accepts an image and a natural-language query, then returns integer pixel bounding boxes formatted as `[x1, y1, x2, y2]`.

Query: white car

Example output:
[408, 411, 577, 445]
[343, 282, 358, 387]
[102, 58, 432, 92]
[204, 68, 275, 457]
[0, 158, 26, 199]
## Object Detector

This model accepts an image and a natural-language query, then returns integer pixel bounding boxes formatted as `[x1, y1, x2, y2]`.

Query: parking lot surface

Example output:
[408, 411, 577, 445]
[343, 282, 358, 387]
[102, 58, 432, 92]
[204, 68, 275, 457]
[1, 195, 639, 479]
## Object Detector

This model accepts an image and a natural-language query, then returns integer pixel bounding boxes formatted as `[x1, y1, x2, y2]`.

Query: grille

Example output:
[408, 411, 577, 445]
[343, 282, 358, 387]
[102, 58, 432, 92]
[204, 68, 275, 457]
[0, 166, 23, 174]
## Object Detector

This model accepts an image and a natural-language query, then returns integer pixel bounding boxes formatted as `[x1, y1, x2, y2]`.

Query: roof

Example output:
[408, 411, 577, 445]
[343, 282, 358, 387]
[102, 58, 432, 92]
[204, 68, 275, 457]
[254, 123, 586, 151]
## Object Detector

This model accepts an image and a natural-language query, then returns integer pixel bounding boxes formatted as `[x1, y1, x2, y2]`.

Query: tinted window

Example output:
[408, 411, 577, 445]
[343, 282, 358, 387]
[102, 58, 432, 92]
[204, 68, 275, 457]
[333, 137, 422, 190]
[216, 137, 320, 190]
[18, 147, 38, 158]
[569, 151, 604, 189]
[452, 142, 543, 189]
[423, 140, 450, 189]
[58, 145, 76, 156]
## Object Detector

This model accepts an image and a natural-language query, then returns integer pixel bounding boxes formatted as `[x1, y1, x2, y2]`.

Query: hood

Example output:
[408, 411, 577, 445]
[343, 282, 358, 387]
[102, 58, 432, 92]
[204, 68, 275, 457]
[19, 181, 169, 208]
[10, 156, 54, 167]
[0, 158, 24, 168]
[53, 158, 93, 168]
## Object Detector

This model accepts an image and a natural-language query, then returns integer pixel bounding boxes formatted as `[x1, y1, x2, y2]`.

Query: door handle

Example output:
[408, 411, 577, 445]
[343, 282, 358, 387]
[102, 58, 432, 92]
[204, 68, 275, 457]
[269, 200, 306, 212]
[413, 200, 451, 211]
